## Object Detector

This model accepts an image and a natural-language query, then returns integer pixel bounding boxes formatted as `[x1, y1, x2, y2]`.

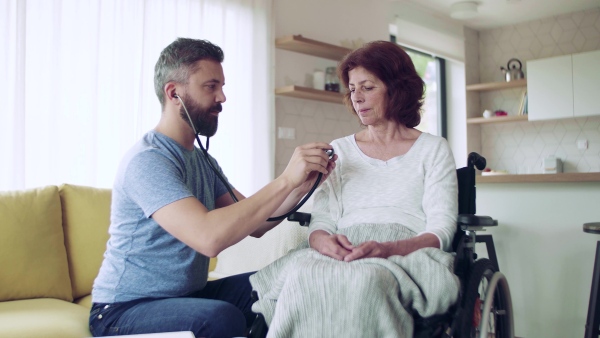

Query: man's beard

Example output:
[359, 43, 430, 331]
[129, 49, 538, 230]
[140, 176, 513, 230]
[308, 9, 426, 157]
[179, 95, 221, 137]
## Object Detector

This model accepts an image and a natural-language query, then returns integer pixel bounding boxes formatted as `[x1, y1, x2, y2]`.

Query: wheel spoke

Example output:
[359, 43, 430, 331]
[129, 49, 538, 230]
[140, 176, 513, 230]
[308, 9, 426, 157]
[461, 259, 514, 338]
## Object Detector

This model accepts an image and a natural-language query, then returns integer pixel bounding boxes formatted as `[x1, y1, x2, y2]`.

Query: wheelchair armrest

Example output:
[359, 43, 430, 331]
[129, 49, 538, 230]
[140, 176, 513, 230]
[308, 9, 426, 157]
[287, 212, 311, 226]
[457, 214, 498, 231]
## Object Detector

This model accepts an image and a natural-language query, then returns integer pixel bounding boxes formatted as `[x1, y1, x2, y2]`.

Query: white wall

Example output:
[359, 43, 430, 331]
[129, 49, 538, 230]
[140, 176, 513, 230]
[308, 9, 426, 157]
[446, 59, 468, 166]
[479, 181, 600, 337]
[389, 1, 465, 63]
[274, 0, 387, 44]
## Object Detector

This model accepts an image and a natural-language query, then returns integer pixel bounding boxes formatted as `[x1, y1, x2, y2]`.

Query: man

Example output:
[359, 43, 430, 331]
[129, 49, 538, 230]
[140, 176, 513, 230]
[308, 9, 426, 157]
[89, 38, 336, 337]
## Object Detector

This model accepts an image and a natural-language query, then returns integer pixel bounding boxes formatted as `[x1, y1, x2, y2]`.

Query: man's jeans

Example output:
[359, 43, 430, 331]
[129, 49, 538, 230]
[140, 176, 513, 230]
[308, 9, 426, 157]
[89, 272, 255, 337]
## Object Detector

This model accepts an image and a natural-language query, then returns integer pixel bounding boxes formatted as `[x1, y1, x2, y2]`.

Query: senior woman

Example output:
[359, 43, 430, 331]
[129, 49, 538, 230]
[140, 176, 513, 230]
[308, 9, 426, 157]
[250, 41, 460, 338]
[309, 40, 458, 262]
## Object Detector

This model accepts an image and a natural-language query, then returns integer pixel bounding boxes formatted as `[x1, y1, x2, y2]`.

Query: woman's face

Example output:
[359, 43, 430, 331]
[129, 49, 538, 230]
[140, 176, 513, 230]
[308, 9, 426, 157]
[348, 66, 388, 126]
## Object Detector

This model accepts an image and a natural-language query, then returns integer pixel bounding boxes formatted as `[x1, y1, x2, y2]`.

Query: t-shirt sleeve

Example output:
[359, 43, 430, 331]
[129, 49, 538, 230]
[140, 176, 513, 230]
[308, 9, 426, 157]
[205, 152, 231, 200]
[122, 149, 194, 218]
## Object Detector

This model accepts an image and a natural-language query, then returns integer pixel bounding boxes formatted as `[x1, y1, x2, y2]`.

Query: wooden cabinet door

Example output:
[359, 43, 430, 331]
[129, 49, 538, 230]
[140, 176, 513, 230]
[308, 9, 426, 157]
[573, 50, 600, 118]
[527, 55, 573, 121]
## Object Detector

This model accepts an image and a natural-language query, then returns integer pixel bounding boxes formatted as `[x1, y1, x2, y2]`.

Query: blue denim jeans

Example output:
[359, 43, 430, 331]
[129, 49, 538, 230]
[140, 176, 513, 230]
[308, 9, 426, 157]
[89, 272, 255, 338]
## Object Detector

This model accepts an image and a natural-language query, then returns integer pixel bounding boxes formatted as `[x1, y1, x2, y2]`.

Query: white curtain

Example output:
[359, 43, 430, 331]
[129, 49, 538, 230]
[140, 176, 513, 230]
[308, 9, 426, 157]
[0, 0, 274, 195]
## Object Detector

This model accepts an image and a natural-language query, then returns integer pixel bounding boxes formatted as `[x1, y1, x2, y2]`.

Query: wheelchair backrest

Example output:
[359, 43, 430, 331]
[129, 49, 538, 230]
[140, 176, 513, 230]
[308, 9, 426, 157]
[457, 166, 476, 216]
[452, 152, 486, 252]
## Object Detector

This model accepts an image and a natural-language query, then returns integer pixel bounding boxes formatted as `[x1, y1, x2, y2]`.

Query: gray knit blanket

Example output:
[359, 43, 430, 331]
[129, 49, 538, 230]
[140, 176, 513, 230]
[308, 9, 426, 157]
[250, 223, 460, 338]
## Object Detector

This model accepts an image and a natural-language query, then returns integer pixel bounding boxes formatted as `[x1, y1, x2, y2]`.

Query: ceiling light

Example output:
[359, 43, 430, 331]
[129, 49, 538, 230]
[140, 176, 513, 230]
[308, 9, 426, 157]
[450, 1, 479, 20]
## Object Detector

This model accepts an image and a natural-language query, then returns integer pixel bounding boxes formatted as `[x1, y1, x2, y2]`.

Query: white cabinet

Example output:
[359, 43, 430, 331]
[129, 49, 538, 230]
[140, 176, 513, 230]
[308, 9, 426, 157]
[527, 55, 573, 120]
[527, 50, 600, 121]
[573, 50, 600, 117]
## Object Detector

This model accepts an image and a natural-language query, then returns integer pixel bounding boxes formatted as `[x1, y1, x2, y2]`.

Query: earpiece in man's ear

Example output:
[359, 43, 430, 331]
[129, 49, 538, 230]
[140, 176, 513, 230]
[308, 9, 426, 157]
[173, 93, 179, 99]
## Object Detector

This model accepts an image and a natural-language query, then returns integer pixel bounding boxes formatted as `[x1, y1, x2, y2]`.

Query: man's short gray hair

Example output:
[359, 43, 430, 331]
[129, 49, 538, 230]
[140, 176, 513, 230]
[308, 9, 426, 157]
[154, 38, 224, 108]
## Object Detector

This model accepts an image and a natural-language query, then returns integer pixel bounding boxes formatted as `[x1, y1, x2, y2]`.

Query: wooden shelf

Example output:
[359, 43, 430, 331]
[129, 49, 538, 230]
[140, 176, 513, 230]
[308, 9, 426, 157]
[275, 85, 344, 104]
[477, 172, 600, 183]
[467, 115, 528, 124]
[466, 79, 527, 92]
[275, 35, 352, 61]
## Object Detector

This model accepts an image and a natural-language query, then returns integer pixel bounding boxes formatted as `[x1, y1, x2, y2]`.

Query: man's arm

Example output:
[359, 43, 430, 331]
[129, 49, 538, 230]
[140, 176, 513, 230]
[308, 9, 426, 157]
[250, 155, 336, 237]
[152, 143, 334, 257]
[211, 186, 294, 238]
[214, 153, 337, 239]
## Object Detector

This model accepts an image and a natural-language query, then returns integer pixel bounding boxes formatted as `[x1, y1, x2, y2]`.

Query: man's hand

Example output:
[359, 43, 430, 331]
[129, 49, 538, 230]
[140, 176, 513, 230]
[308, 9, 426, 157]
[309, 230, 354, 261]
[281, 143, 335, 190]
[296, 152, 337, 195]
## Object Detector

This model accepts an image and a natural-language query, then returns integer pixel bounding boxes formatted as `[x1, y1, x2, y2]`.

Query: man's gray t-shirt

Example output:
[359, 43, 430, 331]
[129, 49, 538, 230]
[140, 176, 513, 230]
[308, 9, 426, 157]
[92, 130, 229, 303]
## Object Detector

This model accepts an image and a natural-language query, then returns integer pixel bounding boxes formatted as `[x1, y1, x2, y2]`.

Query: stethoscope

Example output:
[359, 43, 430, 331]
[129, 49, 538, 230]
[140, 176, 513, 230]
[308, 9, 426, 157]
[175, 94, 332, 222]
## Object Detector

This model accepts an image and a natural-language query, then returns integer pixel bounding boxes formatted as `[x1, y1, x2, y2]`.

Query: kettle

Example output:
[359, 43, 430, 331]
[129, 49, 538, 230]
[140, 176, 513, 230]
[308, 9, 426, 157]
[500, 58, 525, 82]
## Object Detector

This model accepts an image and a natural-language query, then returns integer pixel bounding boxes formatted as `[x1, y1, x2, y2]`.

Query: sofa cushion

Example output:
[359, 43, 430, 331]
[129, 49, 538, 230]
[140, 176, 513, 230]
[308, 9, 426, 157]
[0, 186, 73, 302]
[0, 298, 91, 338]
[74, 294, 93, 309]
[59, 184, 112, 300]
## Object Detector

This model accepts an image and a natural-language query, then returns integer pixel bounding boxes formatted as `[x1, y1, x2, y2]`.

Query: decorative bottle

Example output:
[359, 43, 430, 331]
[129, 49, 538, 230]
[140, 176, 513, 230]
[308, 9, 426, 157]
[324, 67, 339, 92]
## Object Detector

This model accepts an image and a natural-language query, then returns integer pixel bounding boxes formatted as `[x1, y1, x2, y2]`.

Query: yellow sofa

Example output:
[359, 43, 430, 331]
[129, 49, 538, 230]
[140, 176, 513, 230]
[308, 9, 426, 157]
[0, 184, 217, 338]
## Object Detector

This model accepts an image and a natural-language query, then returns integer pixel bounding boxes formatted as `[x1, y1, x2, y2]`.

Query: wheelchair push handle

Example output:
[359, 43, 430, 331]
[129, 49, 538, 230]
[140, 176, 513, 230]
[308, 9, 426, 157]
[468, 152, 486, 170]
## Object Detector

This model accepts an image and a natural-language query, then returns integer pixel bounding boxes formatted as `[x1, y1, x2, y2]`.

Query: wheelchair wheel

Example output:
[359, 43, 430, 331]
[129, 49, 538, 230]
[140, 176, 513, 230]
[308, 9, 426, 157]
[460, 258, 514, 338]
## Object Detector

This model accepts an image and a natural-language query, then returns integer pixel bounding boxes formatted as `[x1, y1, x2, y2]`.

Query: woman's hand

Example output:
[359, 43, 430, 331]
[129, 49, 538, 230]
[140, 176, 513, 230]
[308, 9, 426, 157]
[309, 230, 354, 261]
[343, 234, 441, 262]
[343, 240, 393, 262]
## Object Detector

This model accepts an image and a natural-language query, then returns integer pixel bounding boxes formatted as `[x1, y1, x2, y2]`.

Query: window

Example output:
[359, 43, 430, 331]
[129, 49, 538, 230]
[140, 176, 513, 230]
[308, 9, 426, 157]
[391, 36, 447, 138]
[1, 0, 273, 193]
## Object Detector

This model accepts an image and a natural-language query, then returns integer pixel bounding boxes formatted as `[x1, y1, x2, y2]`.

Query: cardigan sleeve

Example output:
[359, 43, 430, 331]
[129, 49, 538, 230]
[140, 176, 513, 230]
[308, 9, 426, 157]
[308, 141, 343, 236]
[418, 138, 458, 251]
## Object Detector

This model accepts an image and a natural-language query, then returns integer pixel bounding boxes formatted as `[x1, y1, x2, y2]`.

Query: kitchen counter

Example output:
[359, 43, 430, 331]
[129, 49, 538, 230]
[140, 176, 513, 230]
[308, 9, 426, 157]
[476, 172, 600, 184]
[475, 179, 600, 337]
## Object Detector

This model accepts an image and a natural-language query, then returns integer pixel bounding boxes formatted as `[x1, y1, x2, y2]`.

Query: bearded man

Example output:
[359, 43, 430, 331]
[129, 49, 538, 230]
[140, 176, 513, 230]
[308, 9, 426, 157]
[89, 38, 336, 338]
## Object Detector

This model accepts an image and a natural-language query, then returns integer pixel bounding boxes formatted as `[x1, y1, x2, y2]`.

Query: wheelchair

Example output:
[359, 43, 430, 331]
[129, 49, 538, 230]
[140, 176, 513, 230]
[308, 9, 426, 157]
[248, 152, 514, 338]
